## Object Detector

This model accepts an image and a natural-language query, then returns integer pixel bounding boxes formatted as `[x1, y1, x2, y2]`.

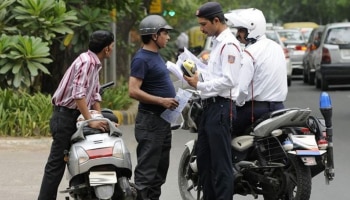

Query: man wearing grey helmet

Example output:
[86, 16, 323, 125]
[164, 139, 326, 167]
[128, 15, 179, 200]
[38, 30, 115, 200]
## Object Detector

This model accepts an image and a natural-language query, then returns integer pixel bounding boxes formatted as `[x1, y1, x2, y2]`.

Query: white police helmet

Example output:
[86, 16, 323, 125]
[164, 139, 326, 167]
[225, 8, 266, 40]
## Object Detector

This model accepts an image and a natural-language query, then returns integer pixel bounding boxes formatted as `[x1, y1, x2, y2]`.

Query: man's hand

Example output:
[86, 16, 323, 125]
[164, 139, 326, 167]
[88, 120, 109, 132]
[183, 71, 199, 89]
[159, 97, 179, 110]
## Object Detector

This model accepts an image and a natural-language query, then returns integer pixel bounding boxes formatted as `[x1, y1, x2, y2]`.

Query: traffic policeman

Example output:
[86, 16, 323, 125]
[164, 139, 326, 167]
[184, 2, 242, 200]
[225, 8, 288, 137]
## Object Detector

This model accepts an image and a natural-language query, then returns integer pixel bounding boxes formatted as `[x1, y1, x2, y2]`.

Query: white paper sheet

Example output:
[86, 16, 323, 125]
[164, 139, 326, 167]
[168, 47, 207, 82]
[161, 88, 192, 125]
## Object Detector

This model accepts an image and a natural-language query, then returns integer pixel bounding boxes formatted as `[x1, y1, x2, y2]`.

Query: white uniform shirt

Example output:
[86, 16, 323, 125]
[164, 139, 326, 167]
[236, 35, 288, 106]
[197, 28, 242, 100]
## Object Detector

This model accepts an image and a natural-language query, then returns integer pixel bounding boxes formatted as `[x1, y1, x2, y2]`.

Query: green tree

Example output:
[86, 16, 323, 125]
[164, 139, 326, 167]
[0, 35, 52, 89]
[115, 0, 147, 81]
[2, 0, 350, 94]
[0, 0, 79, 92]
[11, 0, 78, 43]
[0, 0, 16, 34]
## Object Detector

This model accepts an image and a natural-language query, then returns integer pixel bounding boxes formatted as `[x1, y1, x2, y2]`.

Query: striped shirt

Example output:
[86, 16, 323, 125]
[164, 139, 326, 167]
[52, 50, 102, 109]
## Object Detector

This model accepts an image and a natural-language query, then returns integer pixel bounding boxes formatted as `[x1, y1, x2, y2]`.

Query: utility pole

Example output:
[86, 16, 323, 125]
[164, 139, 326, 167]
[104, 9, 117, 84]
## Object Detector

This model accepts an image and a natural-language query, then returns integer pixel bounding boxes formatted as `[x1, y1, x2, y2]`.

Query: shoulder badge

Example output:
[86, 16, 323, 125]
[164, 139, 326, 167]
[228, 55, 235, 64]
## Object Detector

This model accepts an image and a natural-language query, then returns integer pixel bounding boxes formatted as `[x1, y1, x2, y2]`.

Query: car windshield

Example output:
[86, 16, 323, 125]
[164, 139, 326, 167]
[325, 27, 350, 45]
[266, 31, 281, 44]
[277, 30, 305, 44]
[300, 28, 314, 41]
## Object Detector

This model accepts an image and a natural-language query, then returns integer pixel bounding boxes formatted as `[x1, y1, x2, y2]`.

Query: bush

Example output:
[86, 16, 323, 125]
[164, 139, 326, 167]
[0, 89, 52, 137]
[101, 83, 133, 110]
[0, 83, 132, 137]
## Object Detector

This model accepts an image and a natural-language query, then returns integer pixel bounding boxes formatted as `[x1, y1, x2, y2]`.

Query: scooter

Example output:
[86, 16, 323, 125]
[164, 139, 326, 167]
[178, 90, 335, 200]
[60, 82, 137, 200]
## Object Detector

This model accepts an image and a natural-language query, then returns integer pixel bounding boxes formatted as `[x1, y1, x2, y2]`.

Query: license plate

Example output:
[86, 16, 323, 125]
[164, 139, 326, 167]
[89, 171, 117, 186]
[301, 156, 317, 166]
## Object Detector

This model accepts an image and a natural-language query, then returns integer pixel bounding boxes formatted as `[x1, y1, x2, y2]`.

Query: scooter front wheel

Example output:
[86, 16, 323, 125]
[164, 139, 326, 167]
[178, 147, 202, 200]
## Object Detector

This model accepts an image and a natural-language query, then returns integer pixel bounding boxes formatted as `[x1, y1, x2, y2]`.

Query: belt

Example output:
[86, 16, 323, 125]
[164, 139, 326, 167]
[247, 101, 283, 107]
[201, 96, 233, 107]
[53, 106, 80, 114]
[138, 109, 162, 116]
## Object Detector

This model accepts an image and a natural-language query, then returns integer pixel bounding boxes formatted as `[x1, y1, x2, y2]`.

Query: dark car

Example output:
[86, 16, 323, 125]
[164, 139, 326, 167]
[313, 22, 350, 90]
[302, 26, 325, 85]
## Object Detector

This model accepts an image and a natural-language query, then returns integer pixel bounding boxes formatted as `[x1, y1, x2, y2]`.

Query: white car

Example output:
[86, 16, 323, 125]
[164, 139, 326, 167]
[276, 29, 307, 77]
[312, 22, 350, 90]
[265, 30, 292, 86]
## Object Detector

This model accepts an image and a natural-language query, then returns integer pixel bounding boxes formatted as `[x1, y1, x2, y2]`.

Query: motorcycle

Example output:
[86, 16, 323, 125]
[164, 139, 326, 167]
[178, 90, 335, 200]
[60, 82, 137, 200]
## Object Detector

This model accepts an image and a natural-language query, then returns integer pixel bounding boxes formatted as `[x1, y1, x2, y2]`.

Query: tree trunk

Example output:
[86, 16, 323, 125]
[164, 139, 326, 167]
[115, 0, 151, 82]
[41, 40, 76, 95]
[116, 17, 137, 82]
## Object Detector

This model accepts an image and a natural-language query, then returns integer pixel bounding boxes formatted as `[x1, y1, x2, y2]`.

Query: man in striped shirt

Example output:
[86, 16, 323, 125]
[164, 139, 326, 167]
[38, 30, 115, 200]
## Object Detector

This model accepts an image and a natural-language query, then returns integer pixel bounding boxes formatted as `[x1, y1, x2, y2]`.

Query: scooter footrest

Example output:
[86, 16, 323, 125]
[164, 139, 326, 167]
[59, 184, 88, 193]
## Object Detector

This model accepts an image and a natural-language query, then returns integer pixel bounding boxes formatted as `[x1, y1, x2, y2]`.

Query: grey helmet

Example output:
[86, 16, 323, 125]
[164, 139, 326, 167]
[139, 15, 173, 35]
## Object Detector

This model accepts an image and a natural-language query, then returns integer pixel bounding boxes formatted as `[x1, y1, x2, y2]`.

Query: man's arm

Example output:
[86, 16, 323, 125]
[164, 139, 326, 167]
[75, 98, 107, 131]
[128, 76, 179, 110]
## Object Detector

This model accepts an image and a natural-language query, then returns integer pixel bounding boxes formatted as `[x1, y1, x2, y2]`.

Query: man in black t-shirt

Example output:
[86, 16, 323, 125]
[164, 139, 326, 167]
[128, 15, 179, 200]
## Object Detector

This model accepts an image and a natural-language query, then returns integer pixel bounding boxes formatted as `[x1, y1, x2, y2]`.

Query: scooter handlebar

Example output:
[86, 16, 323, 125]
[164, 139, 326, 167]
[99, 81, 115, 95]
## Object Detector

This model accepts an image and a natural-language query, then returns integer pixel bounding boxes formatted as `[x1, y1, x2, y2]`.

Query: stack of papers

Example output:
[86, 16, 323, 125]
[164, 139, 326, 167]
[166, 47, 208, 82]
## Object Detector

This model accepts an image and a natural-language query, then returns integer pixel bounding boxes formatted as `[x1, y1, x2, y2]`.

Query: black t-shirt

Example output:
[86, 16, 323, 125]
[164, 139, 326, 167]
[130, 49, 176, 113]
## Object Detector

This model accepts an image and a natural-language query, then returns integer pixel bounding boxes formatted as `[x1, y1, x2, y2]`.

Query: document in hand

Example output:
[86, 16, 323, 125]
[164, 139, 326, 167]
[166, 47, 207, 82]
[166, 61, 184, 81]
[178, 48, 208, 77]
[160, 88, 192, 126]
[166, 60, 190, 92]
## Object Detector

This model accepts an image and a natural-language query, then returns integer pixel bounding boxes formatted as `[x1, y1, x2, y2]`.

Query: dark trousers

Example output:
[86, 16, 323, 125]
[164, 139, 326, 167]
[197, 100, 235, 200]
[233, 101, 285, 137]
[38, 107, 80, 200]
[134, 111, 172, 200]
